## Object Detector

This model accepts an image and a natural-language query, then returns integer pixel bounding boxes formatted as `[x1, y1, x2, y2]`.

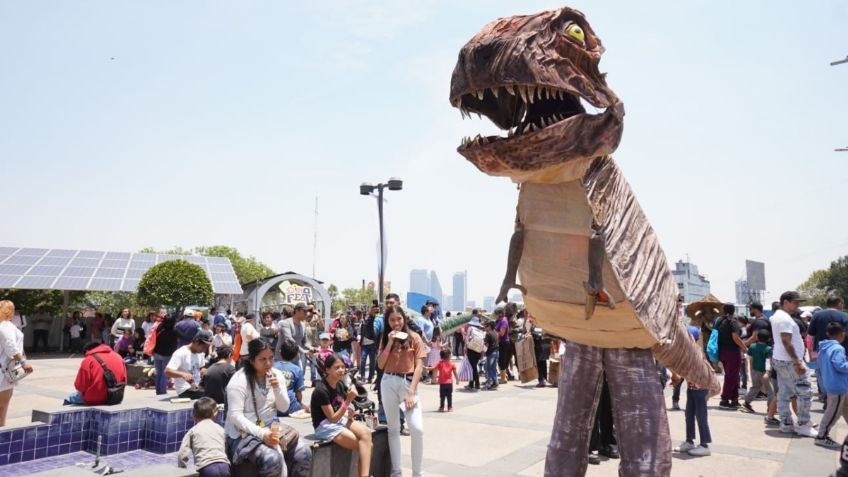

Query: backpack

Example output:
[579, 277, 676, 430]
[706, 319, 721, 363]
[92, 353, 125, 405]
[466, 326, 486, 353]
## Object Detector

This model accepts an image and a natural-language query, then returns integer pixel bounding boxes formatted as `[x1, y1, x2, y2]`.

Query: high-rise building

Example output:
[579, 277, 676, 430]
[671, 260, 711, 303]
[483, 296, 495, 311]
[409, 269, 430, 295]
[452, 271, 467, 312]
[444, 295, 452, 310]
[429, 271, 444, 306]
[735, 278, 750, 305]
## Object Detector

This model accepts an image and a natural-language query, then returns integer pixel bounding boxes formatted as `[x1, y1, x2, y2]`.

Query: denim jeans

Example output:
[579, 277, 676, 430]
[380, 374, 423, 477]
[773, 359, 812, 426]
[486, 351, 499, 385]
[299, 352, 317, 383]
[63, 391, 86, 405]
[153, 353, 171, 395]
[685, 388, 711, 444]
[360, 343, 377, 381]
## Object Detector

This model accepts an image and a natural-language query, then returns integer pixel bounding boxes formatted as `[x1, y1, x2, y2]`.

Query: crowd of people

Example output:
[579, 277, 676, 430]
[1, 288, 846, 475]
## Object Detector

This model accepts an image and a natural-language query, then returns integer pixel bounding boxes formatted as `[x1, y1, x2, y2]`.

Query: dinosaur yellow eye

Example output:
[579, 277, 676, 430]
[566, 23, 585, 45]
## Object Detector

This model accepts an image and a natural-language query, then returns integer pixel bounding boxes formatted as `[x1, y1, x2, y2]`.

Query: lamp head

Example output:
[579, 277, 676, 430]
[387, 177, 403, 191]
[360, 183, 375, 195]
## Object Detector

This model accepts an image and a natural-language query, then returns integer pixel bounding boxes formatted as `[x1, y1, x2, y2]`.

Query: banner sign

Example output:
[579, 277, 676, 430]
[280, 280, 313, 305]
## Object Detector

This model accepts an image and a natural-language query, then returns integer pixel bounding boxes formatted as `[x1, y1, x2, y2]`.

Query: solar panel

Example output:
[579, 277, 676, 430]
[95, 268, 125, 279]
[0, 264, 31, 275]
[38, 256, 72, 267]
[53, 276, 91, 290]
[71, 258, 100, 267]
[46, 249, 76, 258]
[17, 276, 56, 288]
[0, 247, 243, 295]
[18, 248, 48, 257]
[89, 278, 122, 290]
[5, 255, 39, 266]
[28, 265, 65, 276]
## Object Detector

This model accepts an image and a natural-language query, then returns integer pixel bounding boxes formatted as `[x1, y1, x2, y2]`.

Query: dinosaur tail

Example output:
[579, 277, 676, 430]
[652, 322, 721, 396]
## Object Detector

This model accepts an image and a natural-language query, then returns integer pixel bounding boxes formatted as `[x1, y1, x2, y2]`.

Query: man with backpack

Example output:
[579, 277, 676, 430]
[64, 342, 127, 405]
[716, 303, 748, 409]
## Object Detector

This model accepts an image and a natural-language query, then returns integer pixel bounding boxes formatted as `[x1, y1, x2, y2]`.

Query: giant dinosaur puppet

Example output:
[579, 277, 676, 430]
[449, 7, 721, 476]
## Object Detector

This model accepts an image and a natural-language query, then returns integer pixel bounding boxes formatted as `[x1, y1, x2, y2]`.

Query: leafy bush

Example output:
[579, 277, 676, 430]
[137, 260, 213, 312]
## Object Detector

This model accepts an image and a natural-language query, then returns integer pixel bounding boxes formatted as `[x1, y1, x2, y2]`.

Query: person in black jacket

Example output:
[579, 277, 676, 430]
[153, 309, 178, 395]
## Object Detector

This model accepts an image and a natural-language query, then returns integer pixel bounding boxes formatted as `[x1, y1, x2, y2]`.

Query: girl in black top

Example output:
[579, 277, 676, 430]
[310, 354, 372, 477]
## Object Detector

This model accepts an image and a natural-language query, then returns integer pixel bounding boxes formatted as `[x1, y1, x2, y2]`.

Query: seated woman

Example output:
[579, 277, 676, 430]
[310, 353, 372, 477]
[225, 338, 311, 477]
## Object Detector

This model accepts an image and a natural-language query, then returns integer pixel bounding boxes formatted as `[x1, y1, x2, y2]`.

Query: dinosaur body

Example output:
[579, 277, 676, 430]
[450, 7, 719, 476]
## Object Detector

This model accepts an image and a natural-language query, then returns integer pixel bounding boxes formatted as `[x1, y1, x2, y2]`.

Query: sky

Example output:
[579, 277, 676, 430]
[2, 1, 847, 307]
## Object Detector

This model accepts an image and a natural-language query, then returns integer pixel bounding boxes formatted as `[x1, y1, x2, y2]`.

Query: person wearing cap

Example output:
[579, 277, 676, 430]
[277, 303, 315, 378]
[176, 308, 201, 347]
[771, 291, 817, 437]
[166, 329, 213, 399]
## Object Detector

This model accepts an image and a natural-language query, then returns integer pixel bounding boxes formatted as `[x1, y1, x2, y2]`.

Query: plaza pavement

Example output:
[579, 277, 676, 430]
[4, 354, 843, 477]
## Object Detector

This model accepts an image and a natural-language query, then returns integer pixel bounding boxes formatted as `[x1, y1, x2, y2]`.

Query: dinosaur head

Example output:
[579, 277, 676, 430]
[450, 7, 624, 179]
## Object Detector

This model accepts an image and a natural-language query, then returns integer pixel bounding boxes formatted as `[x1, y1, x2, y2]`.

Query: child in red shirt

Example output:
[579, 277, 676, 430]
[430, 349, 460, 412]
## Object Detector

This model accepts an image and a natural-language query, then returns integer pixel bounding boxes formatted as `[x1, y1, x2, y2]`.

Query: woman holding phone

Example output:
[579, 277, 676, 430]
[377, 305, 426, 477]
[225, 339, 310, 477]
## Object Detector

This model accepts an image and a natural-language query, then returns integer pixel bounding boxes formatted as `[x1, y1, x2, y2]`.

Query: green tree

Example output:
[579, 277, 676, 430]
[138, 246, 192, 255]
[136, 260, 214, 314]
[74, 291, 138, 316]
[334, 287, 377, 313]
[194, 245, 275, 284]
[797, 255, 848, 307]
[0, 289, 77, 315]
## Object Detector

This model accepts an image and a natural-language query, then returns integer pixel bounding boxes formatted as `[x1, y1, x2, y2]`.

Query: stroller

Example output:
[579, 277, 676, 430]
[316, 351, 377, 425]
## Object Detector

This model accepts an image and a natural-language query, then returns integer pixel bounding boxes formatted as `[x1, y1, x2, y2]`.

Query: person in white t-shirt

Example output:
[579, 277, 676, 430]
[166, 330, 212, 399]
[771, 291, 816, 438]
[239, 313, 260, 360]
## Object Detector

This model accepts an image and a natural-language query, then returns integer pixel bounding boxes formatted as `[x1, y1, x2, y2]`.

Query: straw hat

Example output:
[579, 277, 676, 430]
[685, 293, 723, 327]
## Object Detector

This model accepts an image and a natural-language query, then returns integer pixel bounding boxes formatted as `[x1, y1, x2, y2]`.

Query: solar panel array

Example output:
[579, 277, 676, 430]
[0, 247, 243, 294]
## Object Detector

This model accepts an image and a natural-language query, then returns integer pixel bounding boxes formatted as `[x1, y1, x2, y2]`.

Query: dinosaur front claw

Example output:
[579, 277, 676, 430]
[497, 283, 526, 305]
[583, 282, 616, 320]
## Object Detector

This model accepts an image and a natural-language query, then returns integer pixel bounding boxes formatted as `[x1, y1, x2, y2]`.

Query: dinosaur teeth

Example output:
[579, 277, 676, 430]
[518, 85, 527, 103]
[491, 87, 499, 98]
[505, 85, 515, 96]
[527, 86, 535, 104]
[475, 90, 484, 100]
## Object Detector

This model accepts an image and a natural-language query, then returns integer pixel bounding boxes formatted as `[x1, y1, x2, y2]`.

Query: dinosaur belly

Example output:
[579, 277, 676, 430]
[518, 180, 656, 348]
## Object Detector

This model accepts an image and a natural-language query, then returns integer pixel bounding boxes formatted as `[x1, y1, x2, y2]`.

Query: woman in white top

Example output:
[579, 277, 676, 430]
[0, 300, 33, 426]
[225, 338, 311, 477]
[111, 308, 135, 339]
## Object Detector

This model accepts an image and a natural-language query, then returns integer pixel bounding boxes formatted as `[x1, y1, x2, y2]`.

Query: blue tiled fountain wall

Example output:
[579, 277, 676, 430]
[0, 406, 222, 466]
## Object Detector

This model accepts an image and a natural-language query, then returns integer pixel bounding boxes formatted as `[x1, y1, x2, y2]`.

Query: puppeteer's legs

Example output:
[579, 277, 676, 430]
[544, 341, 604, 477]
[605, 347, 672, 477]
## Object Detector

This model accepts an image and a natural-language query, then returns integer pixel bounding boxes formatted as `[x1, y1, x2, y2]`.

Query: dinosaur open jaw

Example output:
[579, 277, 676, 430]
[453, 84, 593, 150]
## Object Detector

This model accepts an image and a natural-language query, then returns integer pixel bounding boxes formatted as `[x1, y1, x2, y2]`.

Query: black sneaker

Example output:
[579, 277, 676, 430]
[718, 400, 733, 409]
[730, 400, 741, 408]
[588, 454, 601, 465]
[740, 402, 755, 413]
[815, 436, 839, 450]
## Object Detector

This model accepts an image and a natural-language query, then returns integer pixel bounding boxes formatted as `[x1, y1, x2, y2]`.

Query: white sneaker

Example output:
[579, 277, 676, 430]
[795, 424, 818, 438]
[779, 422, 795, 434]
[688, 445, 711, 456]
[674, 441, 696, 452]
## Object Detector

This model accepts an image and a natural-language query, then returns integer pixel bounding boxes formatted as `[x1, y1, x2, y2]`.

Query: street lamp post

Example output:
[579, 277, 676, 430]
[360, 177, 403, 305]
